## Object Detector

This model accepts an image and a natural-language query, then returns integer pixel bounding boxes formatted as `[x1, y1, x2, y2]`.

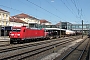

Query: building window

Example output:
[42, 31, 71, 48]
[0, 14, 1, 18]
[79, 26, 82, 29]
[83, 25, 86, 28]
[3, 14, 4, 17]
[72, 26, 75, 29]
[6, 14, 8, 17]
[76, 25, 79, 28]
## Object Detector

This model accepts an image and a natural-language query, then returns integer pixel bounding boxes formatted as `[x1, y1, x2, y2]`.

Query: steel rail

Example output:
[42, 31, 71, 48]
[0, 36, 79, 59]
[78, 38, 89, 60]
[0, 37, 78, 53]
[60, 37, 87, 60]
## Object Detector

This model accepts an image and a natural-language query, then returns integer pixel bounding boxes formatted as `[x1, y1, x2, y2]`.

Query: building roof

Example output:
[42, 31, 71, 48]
[9, 17, 27, 24]
[40, 19, 51, 24]
[44, 28, 66, 31]
[56, 22, 60, 26]
[0, 8, 9, 13]
[13, 13, 35, 18]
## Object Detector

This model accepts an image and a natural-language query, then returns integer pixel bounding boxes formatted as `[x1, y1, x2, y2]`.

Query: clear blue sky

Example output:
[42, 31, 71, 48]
[0, 0, 90, 24]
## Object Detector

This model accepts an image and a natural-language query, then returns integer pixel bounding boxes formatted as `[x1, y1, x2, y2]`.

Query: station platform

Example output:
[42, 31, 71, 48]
[86, 46, 90, 60]
[0, 36, 10, 42]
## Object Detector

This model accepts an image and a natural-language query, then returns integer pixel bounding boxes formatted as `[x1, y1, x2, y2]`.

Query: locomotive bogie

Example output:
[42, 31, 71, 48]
[10, 38, 23, 44]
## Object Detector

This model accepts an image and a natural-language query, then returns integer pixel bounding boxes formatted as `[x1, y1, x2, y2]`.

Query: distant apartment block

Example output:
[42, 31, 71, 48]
[0, 8, 10, 26]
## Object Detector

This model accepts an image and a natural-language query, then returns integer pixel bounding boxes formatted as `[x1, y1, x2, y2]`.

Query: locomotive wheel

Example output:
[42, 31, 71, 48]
[19, 41, 24, 44]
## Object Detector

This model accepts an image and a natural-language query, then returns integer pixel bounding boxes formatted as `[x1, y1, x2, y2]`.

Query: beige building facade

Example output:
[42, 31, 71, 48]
[0, 8, 10, 26]
[11, 13, 40, 27]
[9, 17, 28, 27]
[13, 13, 40, 25]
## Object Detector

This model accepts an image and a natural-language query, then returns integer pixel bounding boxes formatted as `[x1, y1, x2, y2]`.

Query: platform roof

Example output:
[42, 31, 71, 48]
[44, 28, 66, 31]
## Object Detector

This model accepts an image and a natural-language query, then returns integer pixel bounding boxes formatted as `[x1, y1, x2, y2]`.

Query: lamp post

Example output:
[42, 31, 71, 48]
[82, 20, 83, 39]
[60, 21, 62, 38]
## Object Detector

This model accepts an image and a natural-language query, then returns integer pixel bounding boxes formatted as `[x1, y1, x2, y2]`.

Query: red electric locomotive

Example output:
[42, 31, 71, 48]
[9, 26, 49, 44]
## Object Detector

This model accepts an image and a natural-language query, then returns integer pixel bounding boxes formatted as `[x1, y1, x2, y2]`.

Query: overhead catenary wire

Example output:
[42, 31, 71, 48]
[0, 5, 23, 13]
[0, 0, 87, 24]
[71, 0, 78, 11]
[0, 4, 40, 19]
[10, 0, 65, 24]
[0, 0, 79, 22]
[71, 0, 89, 24]
[0, 0, 62, 25]
[71, 0, 86, 21]
[45, 0, 66, 22]
[26, 0, 64, 21]
[65, 2, 80, 24]
[66, 0, 79, 23]
[0, 4, 42, 27]
[60, 0, 78, 19]
[66, 0, 79, 19]
[0, 1, 59, 25]
[18, 0, 42, 18]
[60, 0, 86, 24]
[71, 0, 82, 19]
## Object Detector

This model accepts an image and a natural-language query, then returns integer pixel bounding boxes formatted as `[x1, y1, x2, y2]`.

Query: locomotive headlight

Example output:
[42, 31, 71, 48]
[11, 34, 14, 36]
[17, 34, 20, 36]
[17, 34, 20, 37]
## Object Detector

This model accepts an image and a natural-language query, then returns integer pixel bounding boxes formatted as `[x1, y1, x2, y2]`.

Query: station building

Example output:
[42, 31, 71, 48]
[0, 8, 89, 36]
[0, 8, 10, 36]
[12, 13, 40, 28]
[0, 8, 10, 26]
[56, 22, 72, 30]
[56, 22, 90, 34]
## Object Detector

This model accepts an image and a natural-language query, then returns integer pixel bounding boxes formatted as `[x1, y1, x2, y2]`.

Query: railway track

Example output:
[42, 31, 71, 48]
[54, 36, 88, 60]
[0, 35, 81, 47]
[0, 36, 82, 60]
[0, 36, 79, 48]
